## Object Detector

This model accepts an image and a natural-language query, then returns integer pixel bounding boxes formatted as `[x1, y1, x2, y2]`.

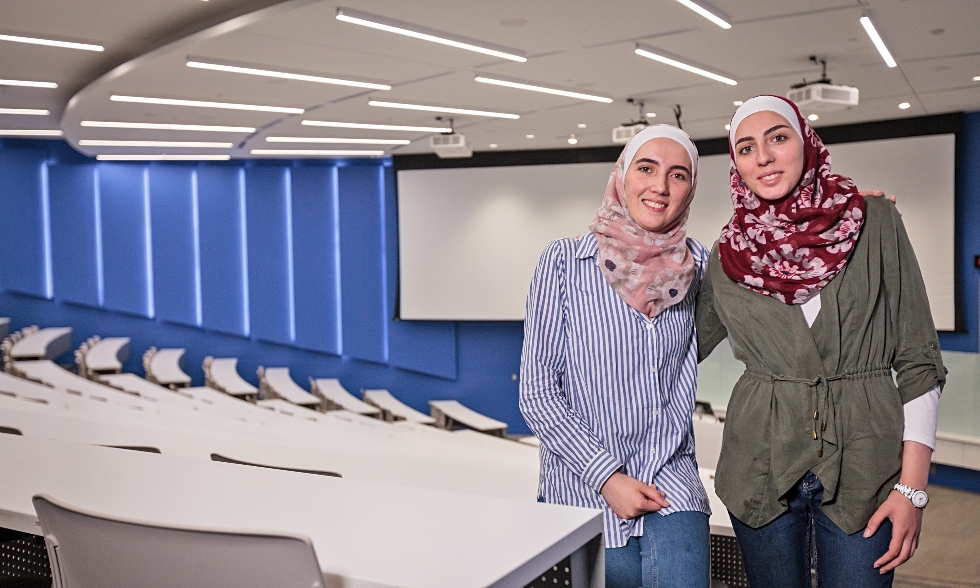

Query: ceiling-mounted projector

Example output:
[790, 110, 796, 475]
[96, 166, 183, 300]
[786, 56, 859, 112]
[429, 133, 472, 158]
[612, 123, 647, 144]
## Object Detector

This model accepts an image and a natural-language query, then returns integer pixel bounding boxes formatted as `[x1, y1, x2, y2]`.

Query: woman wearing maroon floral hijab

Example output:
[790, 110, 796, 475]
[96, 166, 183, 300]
[697, 95, 945, 588]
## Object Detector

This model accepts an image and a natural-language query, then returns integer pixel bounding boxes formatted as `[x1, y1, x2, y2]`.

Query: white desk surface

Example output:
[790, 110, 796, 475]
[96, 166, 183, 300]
[314, 378, 381, 416]
[209, 358, 258, 396]
[430, 400, 508, 432]
[84, 337, 130, 372]
[9, 327, 72, 360]
[263, 367, 319, 406]
[149, 348, 192, 385]
[0, 435, 602, 588]
[363, 389, 436, 425]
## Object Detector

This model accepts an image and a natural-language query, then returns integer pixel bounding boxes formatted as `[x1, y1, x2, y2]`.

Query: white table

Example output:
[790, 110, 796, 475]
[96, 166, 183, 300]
[9, 327, 72, 360]
[84, 337, 130, 373]
[699, 468, 735, 537]
[0, 435, 603, 588]
[259, 367, 320, 407]
[312, 378, 381, 417]
[693, 414, 724, 471]
[363, 389, 436, 424]
[430, 400, 508, 436]
[206, 357, 258, 397]
[147, 348, 192, 386]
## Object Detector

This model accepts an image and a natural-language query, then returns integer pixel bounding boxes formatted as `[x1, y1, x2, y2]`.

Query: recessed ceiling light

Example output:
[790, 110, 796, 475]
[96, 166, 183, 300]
[0, 108, 49, 116]
[0, 129, 63, 137]
[0, 33, 103, 52]
[635, 44, 737, 85]
[186, 60, 391, 91]
[96, 154, 232, 161]
[567, 136, 578, 145]
[0, 79, 58, 89]
[265, 136, 410, 145]
[301, 120, 452, 133]
[733, 100, 744, 106]
[860, 15, 897, 68]
[335, 7, 526, 62]
[724, 124, 731, 130]
[474, 76, 612, 103]
[674, 0, 732, 29]
[78, 140, 233, 148]
[80, 121, 256, 133]
[368, 100, 519, 119]
[808, 114, 819, 121]
[646, 112, 657, 118]
[489, 143, 498, 148]
[526, 134, 535, 139]
[110, 95, 303, 114]
[899, 102, 911, 109]
[250, 148, 386, 157]
[577, 123, 587, 129]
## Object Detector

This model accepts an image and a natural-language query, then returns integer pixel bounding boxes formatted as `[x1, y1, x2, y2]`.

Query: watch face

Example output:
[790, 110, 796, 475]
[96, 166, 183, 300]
[911, 491, 929, 508]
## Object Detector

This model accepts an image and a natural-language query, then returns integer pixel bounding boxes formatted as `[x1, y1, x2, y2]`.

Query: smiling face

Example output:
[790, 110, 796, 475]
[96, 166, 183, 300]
[733, 110, 805, 201]
[623, 137, 693, 232]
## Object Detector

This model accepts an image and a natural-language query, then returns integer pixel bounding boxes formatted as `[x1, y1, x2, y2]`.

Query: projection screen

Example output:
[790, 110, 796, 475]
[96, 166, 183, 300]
[397, 134, 955, 328]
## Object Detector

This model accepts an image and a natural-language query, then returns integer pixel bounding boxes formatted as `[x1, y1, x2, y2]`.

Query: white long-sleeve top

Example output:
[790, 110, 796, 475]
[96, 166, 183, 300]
[802, 296, 939, 449]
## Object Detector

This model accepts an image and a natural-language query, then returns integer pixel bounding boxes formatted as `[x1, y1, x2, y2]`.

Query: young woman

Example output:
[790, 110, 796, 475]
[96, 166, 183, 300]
[520, 125, 712, 588]
[697, 95, 945, 588]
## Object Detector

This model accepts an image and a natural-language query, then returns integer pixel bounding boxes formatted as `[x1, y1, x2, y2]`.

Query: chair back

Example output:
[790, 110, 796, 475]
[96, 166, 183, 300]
[33, 494, 324, 588]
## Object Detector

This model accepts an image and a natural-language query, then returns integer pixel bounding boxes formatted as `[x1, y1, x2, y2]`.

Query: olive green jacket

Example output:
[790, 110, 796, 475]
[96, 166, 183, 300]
[696, 196, 946, 534]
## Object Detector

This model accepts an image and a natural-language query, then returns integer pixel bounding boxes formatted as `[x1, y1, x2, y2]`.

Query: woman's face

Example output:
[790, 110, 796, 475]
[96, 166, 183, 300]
[623, 137, 693, 232]
[733, 110, 805, 201]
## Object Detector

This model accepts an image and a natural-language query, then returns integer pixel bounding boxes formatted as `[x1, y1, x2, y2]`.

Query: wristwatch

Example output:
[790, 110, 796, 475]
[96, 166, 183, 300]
[893, 483, 929, 508]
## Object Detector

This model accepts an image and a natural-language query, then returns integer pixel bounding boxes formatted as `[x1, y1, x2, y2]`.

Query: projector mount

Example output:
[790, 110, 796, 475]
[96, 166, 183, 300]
[792, 56, 833, 89]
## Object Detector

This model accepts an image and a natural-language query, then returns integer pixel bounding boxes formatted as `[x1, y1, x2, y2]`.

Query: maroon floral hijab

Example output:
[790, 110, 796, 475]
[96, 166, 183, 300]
[718, 95, 866, 305]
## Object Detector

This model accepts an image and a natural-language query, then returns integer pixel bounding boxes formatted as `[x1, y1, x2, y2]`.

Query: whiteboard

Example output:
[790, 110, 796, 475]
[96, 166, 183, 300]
[397, 134, 955, 329]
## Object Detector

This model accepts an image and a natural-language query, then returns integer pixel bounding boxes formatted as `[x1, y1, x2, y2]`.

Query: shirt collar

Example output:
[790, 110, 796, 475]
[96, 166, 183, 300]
[575, 232, 598, 259]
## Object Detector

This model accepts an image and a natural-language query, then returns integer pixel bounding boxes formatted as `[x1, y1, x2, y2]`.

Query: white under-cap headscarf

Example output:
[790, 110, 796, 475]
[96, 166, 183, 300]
[619, 124, 699, 182]
[728, 95, 802, 148]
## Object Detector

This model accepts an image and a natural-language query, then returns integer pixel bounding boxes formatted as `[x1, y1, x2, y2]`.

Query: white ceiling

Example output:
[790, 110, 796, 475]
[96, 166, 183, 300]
[2, 0, 979, 158]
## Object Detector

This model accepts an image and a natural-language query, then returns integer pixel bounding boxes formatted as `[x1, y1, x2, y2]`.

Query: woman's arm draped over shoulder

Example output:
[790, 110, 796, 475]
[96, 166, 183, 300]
[695, 253, 728, 363]
[519, 240, 622, 492]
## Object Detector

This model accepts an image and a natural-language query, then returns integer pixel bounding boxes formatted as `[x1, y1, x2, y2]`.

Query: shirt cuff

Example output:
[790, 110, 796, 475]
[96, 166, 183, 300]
[581, 450, 623, 493]
[903, 385, 940, 450]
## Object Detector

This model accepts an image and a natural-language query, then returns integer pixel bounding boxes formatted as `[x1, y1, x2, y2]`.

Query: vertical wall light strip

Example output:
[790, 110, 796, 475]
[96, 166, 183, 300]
[377, 165, 389, 361]
[331, 165, 342, 354]
[93, 167, 105, 305]
[143, 168, 155, 318]
[191, 170, 203, 326]
[40, 163, 53, 298]
[238, 168, 250, 336]
[284, 169, 296, 342]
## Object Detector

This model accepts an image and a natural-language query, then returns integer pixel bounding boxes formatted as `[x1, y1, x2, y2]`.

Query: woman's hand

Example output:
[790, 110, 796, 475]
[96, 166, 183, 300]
[865, 491, 923, 573]
[599, 472, 670, 520]
[860, 189, 897, 204]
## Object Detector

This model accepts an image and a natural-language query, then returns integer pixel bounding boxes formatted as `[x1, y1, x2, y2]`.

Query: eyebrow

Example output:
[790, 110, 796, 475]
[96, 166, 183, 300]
[633, 158, 691, 175]
[734, 124, 791, 147]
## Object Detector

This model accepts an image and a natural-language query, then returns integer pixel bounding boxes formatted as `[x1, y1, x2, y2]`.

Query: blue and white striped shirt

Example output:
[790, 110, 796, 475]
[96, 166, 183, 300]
[520, 233, 710, 548]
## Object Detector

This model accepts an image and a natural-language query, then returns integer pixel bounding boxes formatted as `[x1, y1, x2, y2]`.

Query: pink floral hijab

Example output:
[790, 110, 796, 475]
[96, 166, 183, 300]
[718, 95, 866, 304]
[589, 125, 699, 318]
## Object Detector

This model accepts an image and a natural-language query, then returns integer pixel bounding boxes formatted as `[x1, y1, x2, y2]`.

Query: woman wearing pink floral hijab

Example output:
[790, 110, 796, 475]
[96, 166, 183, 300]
[521, 125, 712, 588]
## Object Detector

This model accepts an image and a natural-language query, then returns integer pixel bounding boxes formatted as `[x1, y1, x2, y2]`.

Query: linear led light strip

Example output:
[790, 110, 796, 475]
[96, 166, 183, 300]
[368, 100, 519, 119]
[0, 129, 62, 137]
[302, 120, 452, 133]
[0, 33, 103, 52]
[634, 44, 737, 85]
[81, 121, 256, 133]
[860, 15, 897, 68]
[110, 95, 304, 114]
[336, 7, 526, 62]
[95, 155, 231, 161]
[251, 149, 386, 156]
[474, 76, 612, 103]
[0, 108, 50, 115]
[186, 60, 391, 91]
[674, 0, 731, 29]
[266, 137, 410, 145]
[0, 79, 58, 88]
[79, 140, 233, 148]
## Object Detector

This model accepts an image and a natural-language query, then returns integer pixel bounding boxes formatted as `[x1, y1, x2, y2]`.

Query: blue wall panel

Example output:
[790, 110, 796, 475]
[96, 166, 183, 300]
[98, 164, 151, 316]
[245, 167, 293, 345]
[148, 166, 198, 326]
[48, 164, 100, 306]
[0, 147, 48, 297]
[291, 165, 341, 355]
[197, 166, 247, 337]
[338, 164, 387, 364]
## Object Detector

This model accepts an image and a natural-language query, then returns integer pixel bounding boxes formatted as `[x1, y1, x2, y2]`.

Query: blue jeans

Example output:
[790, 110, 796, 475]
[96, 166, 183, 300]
[605, 510, 710, 588]
[730, 472, 894, 588]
